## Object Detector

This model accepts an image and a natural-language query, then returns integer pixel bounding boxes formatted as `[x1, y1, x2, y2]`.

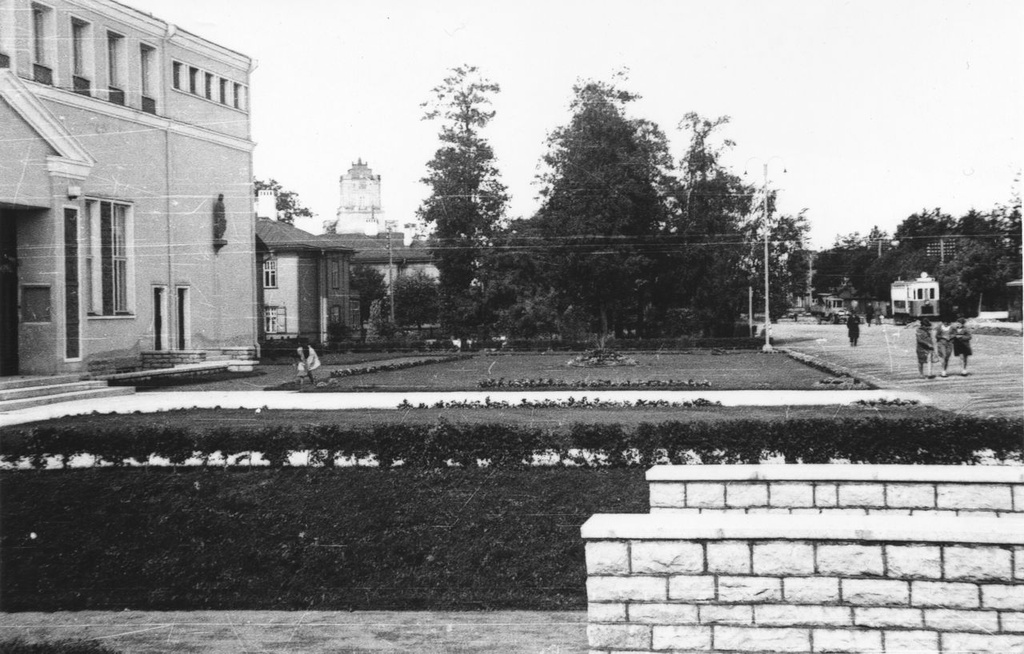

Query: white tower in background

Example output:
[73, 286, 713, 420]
[336, 159, 383, 234]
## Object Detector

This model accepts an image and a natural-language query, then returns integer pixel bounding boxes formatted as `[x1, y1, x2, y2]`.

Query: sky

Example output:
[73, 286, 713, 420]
[129, 0, 1023, 248]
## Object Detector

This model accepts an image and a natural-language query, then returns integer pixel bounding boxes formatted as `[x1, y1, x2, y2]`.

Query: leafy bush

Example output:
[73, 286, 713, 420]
[3, 416, 1019, 469]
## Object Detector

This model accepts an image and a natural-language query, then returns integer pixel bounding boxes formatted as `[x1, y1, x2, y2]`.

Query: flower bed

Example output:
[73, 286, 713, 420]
[326, 354, 471, 380]
[397, 397, 721, 410]
[477, 378, 711, 389]
[566, 349, 637, 368]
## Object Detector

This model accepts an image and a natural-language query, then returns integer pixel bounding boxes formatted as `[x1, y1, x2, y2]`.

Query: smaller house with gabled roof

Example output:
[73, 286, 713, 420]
[320, 231, 437, 291]
[255, 218, 358, 343]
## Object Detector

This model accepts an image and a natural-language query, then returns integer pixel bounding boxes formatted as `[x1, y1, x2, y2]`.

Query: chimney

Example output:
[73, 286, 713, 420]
[256, 190, 277, 220]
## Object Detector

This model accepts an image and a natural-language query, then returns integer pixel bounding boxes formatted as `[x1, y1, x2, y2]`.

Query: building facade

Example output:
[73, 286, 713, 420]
[0, 0, 258, 375]
[334, 158, 383, 235]
[256, 218, 358, 343]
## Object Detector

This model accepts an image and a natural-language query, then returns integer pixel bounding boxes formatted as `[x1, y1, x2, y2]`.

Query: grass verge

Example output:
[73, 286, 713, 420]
[0, 468, 647, 611]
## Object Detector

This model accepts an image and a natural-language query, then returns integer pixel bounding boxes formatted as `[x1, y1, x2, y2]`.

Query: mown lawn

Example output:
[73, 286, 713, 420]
[0, 468, 647, 611]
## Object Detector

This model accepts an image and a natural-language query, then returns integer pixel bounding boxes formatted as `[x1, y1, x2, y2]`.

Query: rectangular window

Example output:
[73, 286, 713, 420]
[140, 44, 156, 113]
[263, 258, 277, 288]
[31, 3, 53, 83]
[233, 82, 243, 110]
[107, 31, 125, 104]
[71, 18, 91, 95]
[31, 4, 49, 65]
[189, 66, 199, 94]
[21, 286, 51, 323]
[140, 44, 154, 96]
[172, 61, 182, 89]
[89, 199, 131, 315]
[204, 72, 213, 99]
[219, 78, 228, 104]
[112, 204, 127, 312]
[106, 31, 123, 86]
[264, 306, 285, 334]
[71, 18, 87, 76]
[330, 260, 340, 289]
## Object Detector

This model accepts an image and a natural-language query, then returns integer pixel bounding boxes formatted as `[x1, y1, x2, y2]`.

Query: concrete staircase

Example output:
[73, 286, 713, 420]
[0, 375, 135, 412]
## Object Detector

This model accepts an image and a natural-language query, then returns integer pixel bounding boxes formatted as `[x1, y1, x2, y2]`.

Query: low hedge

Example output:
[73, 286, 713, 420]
[0, 641, 121, 654]
[3, 415, 1020, 469]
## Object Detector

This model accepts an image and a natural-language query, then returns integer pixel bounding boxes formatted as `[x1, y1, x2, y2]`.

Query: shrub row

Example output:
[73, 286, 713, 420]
[3, 416, 1019, 469]
[477, 378, 711, 389]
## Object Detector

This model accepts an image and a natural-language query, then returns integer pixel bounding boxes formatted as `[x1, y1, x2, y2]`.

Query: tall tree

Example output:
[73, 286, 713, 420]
[418, 65, 508, 338]
[660, 113, 756, 336]
[253, 178, 314, 225]
[532, 77, 672, 345]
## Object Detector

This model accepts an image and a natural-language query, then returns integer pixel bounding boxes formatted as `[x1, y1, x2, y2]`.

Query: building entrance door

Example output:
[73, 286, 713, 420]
[153, 287, 165, 351]
[0, 212, 17, 376]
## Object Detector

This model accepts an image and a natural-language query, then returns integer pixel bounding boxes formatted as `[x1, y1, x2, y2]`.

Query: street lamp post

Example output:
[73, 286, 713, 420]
[761, 163, 772, 352]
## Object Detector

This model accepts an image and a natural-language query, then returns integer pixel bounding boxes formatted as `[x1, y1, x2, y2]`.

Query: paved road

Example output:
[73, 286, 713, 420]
[774, 321, 1024, 418]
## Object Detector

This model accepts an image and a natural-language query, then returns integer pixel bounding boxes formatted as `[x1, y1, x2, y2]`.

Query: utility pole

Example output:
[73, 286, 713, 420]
[762, 163, 772, 352]
[386, 221, 395, 323]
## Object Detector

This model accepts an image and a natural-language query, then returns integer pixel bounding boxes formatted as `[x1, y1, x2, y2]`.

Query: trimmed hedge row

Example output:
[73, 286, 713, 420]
[263, 336, 769, 357]
[3, 415, 1020, 469]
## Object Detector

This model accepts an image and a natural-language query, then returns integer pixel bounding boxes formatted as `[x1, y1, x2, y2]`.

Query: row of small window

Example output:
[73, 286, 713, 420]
[172, 61, 246, 111]
[262, 259, 346, 290]
[28, 3, 158, 111]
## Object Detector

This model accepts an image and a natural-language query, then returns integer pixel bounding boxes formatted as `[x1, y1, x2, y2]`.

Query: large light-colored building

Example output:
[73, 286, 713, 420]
[0, 0, 258, 375]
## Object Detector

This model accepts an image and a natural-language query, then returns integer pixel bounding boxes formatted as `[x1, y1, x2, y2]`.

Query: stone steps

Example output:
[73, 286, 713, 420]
[0, 383, 134, 413]
[0, 380, 111, 402]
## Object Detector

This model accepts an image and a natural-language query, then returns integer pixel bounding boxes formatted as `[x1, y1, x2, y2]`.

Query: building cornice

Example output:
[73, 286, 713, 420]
[0, 70, 95, 177]
[65, 0, 252, 71]
[29, 81, 255, 153]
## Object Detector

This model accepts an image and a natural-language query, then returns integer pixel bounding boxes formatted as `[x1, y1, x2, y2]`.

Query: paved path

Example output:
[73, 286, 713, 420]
[0, 611, 587, 653]
[774, 321, 1024, 418]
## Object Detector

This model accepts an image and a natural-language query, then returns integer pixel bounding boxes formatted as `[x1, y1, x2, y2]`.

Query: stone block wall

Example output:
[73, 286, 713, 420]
[583, 513, 1024, 653]
[648, 465, 1024, 518]
[140, 350, 207, 369]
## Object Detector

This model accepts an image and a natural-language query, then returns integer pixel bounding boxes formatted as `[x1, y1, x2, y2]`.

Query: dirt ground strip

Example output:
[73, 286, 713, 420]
[0, 611, 588, 653]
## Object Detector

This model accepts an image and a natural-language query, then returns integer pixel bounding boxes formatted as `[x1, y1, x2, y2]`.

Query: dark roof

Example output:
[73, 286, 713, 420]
[256, 219, 354, 253]
[321, 232, 434, 265]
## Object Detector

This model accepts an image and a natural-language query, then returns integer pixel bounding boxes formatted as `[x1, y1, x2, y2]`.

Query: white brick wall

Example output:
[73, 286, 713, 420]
[645, 466, 1024, 518]
[586, 470, 1024, 653]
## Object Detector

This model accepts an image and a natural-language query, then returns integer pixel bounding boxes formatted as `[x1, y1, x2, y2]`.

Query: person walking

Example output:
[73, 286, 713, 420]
[935, 317, 954, 377]
[915, 318, 935, 379]
[296, 338, 321, 386]
[951, 316, 973, 376]
[865, 304, 874, 328]
[846, 312, 861, 346]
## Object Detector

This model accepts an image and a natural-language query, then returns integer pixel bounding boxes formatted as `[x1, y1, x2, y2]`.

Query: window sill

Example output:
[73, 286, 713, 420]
[88, 313, 136, 320]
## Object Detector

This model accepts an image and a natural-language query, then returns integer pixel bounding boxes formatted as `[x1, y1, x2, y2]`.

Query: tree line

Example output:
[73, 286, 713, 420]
[262, 65, 1021, 342]
[413, 66, 813, 344]
[813, 201, 1021, 317]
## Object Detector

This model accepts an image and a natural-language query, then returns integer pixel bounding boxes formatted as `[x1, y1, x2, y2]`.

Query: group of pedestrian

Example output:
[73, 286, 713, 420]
[915, 316, 972, 379]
